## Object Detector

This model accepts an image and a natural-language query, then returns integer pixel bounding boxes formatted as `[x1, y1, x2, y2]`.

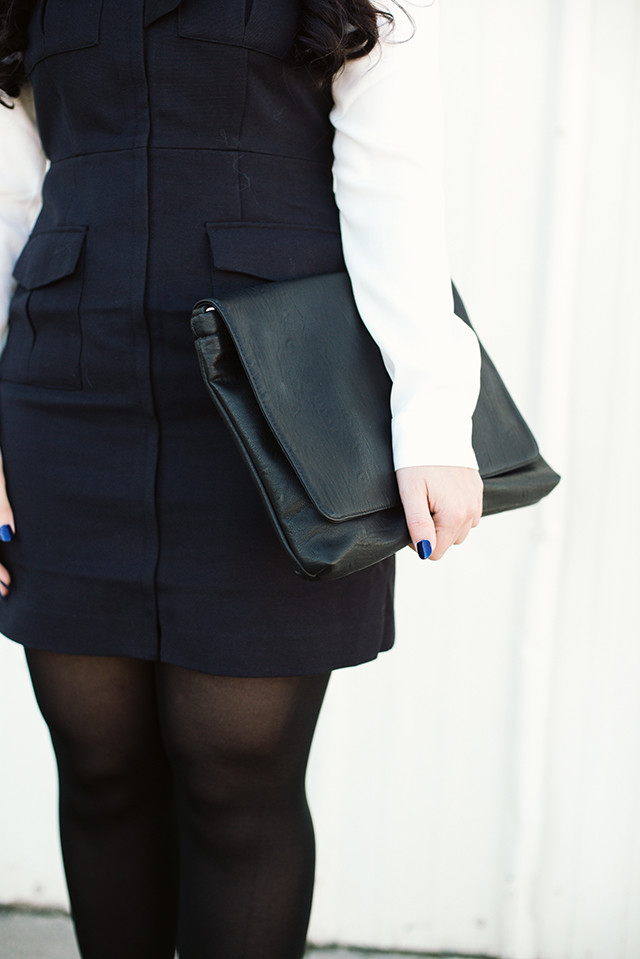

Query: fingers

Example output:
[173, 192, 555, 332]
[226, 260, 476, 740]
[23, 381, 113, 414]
[396, 465, 483, 563]
[428, 484, 482, 562]
[0, 449, 14, 597]
[395, 469, 437, 560]
[430, 512, 473, 561]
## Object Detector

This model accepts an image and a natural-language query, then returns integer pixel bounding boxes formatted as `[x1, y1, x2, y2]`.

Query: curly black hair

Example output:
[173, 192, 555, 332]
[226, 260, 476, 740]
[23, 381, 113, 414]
[294, 0, 393, 80]
[0, 0, 32, 98]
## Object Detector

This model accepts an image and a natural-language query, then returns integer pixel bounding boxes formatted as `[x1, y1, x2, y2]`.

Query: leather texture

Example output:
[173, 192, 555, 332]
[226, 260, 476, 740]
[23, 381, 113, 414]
[191, 273, 560, 580]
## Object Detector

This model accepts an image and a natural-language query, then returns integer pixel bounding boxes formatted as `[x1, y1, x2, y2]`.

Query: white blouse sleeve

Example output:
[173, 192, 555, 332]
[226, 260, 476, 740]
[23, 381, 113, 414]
[0, 91, 47, 350]
[330, 0, 481, 471]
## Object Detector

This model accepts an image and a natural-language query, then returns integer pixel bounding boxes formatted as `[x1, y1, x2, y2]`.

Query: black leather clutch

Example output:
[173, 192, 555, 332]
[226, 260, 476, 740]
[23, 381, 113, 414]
[191, 273, 560, 580]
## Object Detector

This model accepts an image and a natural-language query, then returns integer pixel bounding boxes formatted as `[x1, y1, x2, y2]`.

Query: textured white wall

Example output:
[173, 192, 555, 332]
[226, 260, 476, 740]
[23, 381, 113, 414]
[309, 0, 640, 954]
[1, 1, 639, 957]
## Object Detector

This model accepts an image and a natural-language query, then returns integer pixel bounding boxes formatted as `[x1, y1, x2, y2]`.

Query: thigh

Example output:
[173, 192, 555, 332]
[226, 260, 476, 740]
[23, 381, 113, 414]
[24, 649, 166, 778]
[155, 665, 331, 803]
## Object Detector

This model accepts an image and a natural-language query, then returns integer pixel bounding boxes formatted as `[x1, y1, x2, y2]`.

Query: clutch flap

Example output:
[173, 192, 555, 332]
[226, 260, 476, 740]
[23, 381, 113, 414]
[203, 273, 400, 523]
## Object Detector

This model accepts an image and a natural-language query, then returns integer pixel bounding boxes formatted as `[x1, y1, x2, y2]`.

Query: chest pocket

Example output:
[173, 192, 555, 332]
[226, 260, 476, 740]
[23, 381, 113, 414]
[24, 0, 103, 73]
[179, 0, 300, 59]
[1, 228, 88, 391]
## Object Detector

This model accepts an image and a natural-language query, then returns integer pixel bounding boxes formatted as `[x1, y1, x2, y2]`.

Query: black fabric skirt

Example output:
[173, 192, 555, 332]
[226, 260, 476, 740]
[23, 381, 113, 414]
[0, 266, 395, 677]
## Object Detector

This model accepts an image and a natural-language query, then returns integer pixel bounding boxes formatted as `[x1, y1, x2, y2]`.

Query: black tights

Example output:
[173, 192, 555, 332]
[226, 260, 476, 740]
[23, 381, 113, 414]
[25, 649, 331, 959]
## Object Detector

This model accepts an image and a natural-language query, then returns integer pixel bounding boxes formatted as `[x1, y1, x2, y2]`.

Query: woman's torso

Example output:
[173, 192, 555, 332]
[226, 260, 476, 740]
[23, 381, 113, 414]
[2, 0, 346, 392]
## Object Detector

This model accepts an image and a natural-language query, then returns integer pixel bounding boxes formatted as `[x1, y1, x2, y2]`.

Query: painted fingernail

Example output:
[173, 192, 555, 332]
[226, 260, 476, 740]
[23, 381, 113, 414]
[0, 525, 13, 542]
[417, 539, 432, 560]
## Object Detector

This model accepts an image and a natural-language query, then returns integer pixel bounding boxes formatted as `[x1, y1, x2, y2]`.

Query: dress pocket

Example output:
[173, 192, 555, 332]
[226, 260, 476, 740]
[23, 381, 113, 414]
[205, 222, 344, 289]
[179, 0, 300, 59]
[2, 228, 88, 390]
[24, 0, 103, 73]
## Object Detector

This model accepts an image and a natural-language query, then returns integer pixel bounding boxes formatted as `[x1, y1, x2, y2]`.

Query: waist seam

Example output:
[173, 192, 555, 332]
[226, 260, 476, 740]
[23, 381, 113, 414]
[47, 146, 330, 165]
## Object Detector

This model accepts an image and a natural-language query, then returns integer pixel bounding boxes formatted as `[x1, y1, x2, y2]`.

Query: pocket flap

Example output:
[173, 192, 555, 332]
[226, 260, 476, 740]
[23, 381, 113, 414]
[23, 0, 103, 73]
[13, 227, 88, 291]
[206, 222, 343, 282]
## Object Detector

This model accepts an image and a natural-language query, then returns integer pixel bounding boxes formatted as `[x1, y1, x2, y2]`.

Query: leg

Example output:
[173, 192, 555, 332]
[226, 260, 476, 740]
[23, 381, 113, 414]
[157, 665, 331, 959]
[24, 649, 179, 959]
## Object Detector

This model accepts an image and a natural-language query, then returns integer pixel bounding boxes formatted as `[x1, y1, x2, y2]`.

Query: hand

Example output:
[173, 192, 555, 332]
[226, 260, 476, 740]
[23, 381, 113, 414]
[395, 465, 483, 562]
[0, 449, 15, 597]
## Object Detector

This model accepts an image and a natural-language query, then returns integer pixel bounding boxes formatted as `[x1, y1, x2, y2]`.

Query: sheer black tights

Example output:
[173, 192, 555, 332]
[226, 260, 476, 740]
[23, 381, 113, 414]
[25, 649, 331, 959]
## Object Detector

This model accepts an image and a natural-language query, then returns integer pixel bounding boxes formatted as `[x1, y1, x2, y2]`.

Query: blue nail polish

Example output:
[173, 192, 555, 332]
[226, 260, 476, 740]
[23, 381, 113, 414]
[0, 525, 13, 542]
[417, 539, 432, 560]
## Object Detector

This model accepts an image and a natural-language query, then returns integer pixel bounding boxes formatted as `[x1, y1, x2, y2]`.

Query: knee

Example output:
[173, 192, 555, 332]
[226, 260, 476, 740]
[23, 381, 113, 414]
[167, 732, 304, 817]
[55, 735, 171, 821]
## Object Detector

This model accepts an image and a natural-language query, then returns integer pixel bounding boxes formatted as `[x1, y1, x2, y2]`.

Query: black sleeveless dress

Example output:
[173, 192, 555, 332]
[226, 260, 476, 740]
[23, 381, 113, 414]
[0, 0, 395, 676]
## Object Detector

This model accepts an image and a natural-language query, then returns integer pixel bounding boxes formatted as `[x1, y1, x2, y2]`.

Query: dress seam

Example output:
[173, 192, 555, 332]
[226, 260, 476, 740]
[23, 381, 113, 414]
[47, 146, 329, 165]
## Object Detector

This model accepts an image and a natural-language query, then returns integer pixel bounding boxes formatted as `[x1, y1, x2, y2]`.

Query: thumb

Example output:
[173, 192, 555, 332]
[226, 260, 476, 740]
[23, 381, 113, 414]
[395, 470, 436, 561]
[0, 450, 15, 540]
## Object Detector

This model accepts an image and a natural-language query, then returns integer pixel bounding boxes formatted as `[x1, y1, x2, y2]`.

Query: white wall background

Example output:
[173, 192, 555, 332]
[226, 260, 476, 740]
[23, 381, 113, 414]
[1, 1, 639, 957]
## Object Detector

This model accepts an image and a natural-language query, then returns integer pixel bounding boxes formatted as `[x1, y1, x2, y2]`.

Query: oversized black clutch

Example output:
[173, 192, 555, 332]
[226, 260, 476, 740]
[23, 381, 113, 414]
[191, 273, 559, 580]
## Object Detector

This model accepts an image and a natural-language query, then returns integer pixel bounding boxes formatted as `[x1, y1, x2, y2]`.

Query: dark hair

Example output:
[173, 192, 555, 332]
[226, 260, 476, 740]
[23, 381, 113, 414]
[0, 0, 33, 98]
[295, 0, 393, 82]
[0, 0, 393, 102]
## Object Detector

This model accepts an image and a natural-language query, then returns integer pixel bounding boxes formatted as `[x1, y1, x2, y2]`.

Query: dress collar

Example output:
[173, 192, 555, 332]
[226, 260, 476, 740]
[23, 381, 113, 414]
[144, 0, 182, 27]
